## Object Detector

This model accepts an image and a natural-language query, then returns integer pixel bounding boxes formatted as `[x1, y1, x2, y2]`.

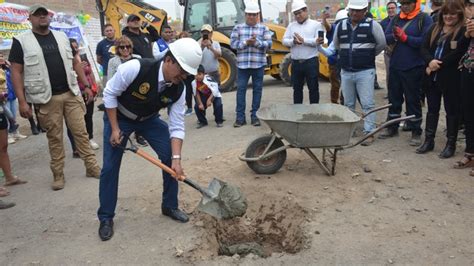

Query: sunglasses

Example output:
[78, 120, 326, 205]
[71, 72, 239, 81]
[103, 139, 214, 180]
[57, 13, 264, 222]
[118, 45, 132, 50]
[293, 8, 307, 16]
[246, 13, 258, 17]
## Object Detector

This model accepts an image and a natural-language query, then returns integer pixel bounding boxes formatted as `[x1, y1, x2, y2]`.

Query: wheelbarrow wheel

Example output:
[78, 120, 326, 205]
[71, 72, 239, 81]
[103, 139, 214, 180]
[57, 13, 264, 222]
[245, 134, 287, 174]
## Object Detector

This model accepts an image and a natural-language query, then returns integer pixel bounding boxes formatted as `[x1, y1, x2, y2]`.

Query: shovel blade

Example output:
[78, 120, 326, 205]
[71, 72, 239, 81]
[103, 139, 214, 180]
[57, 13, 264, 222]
[197, 178, 247, 219]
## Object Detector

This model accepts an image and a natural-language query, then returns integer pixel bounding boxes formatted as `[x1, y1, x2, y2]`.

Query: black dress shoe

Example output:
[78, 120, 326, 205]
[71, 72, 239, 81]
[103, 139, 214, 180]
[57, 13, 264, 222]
[99, 220, 114, 241]
[162, 208, 189, 223]
[97, 103, 105, 112]
[196, 122, 208, 129]
[135, 135, 148, 146]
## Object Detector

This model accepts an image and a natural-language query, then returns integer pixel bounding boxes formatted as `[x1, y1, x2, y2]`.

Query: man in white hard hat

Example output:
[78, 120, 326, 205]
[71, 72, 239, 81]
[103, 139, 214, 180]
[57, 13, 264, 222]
[317, 0, 386, 146]
[282, 0, 324, 104]
[230, 1, 272, 127]
[97, 38, 202, 241]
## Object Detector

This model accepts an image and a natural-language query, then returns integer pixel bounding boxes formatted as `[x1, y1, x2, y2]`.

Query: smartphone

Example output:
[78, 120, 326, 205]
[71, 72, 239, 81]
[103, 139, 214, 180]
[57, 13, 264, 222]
[202, 34, 208, 40]
[318, 31, 324, 39]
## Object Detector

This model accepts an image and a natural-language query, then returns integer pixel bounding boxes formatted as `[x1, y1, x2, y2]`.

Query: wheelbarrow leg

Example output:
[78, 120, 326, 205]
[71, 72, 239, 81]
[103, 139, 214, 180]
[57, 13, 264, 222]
[331, 149, 338, 175]
[303, 148, 333, 176]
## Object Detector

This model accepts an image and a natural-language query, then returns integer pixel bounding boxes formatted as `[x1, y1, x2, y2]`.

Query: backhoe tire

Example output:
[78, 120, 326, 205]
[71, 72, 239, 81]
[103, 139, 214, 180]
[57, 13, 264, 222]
[245, 134, 287, 174]
[219, 47, 237, 92]
[279, 53, 292, 86]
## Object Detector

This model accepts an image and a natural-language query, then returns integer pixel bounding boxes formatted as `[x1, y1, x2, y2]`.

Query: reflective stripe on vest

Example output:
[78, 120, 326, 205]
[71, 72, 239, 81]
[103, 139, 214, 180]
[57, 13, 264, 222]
[337, 18, 376, 72]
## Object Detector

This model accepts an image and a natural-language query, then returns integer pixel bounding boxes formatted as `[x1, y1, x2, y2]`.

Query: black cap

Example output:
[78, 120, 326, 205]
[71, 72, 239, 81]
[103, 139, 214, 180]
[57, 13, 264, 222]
[127, 14, 140, 23]
[197, 65, 205, 73]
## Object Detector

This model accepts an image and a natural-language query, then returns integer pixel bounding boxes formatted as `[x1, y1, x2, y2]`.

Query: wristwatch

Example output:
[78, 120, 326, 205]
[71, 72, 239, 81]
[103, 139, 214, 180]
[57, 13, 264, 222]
[172, 155, 181, 160]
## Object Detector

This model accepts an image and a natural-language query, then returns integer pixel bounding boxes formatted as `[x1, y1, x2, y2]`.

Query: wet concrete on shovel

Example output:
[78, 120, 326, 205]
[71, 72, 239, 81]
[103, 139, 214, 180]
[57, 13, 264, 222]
[197, 180, 248, 220]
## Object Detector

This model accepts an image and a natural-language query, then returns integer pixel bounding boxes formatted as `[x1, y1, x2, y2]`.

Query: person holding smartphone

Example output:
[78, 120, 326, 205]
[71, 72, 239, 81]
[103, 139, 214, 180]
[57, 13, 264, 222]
[316, 0, 386, 146]
[199, 24, 222, 85]
[453, 0, 474, 175]
[282, 0, 324, 104]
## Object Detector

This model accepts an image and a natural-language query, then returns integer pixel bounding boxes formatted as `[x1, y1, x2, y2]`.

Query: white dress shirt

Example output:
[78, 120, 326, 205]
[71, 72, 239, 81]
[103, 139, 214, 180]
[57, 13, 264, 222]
[282, 19, 324, 60]
[103, 59, 186, 140]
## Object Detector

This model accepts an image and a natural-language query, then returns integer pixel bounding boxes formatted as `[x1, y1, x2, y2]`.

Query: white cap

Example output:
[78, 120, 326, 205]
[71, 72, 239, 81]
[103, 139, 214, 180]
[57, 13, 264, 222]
[335, 9, 348, 21]
[347, 0, 368, 9]
[168, 38, 203, 75]
[291, 0, 307, 13]
[245, 2, 260, 13]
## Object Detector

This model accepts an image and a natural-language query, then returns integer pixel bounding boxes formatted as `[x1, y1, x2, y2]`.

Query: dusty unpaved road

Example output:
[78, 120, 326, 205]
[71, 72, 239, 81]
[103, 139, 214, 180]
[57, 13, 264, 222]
[1, 62, 473, 265]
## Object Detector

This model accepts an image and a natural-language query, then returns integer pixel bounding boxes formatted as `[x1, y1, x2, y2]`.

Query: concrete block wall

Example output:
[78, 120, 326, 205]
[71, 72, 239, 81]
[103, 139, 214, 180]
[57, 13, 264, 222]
[13, 0, 98, 15]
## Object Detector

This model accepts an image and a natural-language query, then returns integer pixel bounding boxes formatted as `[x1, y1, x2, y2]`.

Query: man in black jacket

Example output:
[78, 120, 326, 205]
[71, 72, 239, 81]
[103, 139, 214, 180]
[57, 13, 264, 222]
[122, 14, 159, 59]
[122, 14, 160, 146]
[97, 38, 203, 241]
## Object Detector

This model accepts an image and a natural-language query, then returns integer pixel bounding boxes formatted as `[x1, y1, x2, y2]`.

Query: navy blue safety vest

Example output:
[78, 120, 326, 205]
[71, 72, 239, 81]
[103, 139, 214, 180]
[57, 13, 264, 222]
[117, 58, 184, 121]
[337, 18, 376, 71]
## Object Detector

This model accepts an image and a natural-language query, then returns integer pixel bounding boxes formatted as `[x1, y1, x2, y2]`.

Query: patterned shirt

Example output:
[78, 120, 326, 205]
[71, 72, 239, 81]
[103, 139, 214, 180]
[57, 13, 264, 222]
[230, 23, 273, 69]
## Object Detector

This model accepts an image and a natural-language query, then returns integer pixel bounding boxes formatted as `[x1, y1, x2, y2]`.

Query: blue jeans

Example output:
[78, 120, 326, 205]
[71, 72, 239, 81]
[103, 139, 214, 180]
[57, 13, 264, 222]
[235, 67, 264, 122]
[341, 68, 376, 134]
[97, 114, 178, 222]
[194, 95, 223, 125]
[387, 67, 423, 134]
[291, 57, 319, 104]
[6, 100, 16, 133]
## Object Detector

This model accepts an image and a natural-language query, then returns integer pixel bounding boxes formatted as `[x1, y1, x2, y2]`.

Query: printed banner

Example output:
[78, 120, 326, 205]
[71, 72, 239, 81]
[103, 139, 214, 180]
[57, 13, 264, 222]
[0, 3, 31, 50]
[50, 12, 88, 46]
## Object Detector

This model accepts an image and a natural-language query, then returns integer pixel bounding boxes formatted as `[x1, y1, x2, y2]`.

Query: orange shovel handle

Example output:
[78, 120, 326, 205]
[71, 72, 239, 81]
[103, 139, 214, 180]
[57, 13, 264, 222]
[135, 149, 180, 179]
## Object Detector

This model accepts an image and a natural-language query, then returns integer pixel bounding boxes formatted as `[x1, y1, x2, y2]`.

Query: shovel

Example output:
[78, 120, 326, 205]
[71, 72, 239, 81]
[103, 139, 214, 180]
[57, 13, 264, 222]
[120, 139, 247, 219]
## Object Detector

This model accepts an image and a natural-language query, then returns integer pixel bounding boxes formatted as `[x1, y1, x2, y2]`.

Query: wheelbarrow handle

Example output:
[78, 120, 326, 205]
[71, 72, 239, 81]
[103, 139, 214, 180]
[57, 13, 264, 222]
[343, 115, 415, 149]
[133, 149, 215, 199]
[360, 104, 392, 119]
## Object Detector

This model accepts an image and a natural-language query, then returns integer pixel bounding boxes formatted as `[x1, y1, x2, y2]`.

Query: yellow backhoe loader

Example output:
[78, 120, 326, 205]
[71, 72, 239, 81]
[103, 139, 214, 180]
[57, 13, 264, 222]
[96, 0, 329, 92]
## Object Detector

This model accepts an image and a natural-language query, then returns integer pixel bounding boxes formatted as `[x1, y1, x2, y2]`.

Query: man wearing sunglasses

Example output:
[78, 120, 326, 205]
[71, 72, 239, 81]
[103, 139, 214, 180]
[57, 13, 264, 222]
[283, 0, 324, 104]
[122, 14, 159, 59]
[9, 4, 101, 190]
[97, 38, 202, 241]
[380, 0, 432, 145]
[230, 1, 273, 127]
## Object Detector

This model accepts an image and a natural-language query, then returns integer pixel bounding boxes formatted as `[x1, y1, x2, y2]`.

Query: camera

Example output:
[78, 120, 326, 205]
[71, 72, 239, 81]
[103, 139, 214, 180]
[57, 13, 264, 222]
[202, 34, 209, 40]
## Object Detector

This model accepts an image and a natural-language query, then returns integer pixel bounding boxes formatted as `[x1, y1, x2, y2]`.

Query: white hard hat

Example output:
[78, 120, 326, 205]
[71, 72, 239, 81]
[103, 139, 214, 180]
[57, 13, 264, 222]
[291, 0, 307, 13]
[347, 0, 368, 10]
[245, 1, 260, 13]
[335, 9, 348, 21]
[168, 38, 202, 75]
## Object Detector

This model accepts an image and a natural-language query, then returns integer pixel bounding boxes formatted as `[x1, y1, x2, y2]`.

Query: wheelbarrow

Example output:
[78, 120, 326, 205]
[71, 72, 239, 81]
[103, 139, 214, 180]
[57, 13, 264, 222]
[239, 103, 414, 176]
[118, 137, 247, 219]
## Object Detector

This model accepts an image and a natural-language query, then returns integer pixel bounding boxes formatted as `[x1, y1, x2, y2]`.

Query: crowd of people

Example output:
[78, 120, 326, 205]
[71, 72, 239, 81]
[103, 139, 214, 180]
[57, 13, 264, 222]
[0, 0, 473, 240]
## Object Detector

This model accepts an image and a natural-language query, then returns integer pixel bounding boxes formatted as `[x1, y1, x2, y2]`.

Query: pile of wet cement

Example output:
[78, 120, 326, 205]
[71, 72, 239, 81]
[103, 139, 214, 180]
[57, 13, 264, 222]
[298, 113, 344, 122]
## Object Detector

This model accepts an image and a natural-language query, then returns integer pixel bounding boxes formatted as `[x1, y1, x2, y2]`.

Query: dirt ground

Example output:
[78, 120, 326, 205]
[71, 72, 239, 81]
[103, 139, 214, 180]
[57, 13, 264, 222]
[1, 57, 473, 265]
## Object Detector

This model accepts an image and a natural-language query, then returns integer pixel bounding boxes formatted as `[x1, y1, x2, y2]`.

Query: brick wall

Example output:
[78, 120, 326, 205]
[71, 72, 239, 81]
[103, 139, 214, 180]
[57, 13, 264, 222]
[13, 0, 98, 15]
